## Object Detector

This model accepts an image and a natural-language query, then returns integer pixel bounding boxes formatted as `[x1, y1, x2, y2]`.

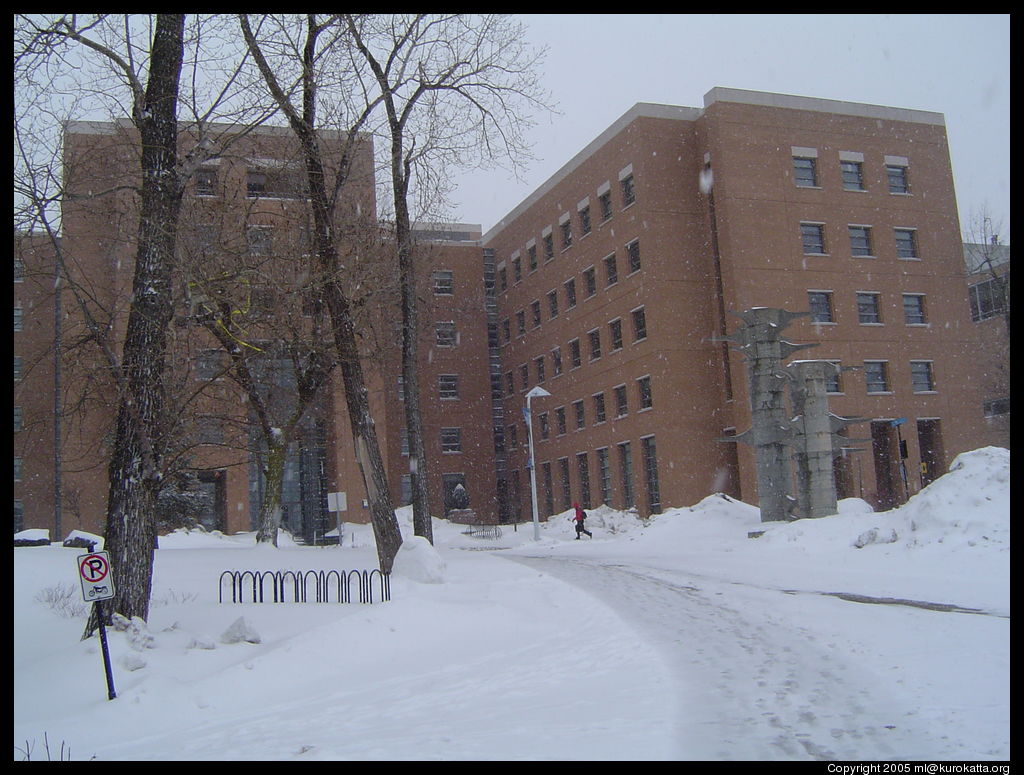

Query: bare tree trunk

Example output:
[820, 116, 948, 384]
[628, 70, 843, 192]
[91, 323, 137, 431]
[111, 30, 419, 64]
[255, 439, 287, 546]
[85, 13, 186, 636]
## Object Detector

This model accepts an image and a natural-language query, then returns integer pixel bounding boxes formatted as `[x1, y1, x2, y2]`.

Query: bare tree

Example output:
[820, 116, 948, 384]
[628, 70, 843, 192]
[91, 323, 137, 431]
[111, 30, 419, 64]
[343, 14, 550, 541]
[238, 14, 404, 571]
[964, 206, 1010, 335]
[15, 14, 259, 633]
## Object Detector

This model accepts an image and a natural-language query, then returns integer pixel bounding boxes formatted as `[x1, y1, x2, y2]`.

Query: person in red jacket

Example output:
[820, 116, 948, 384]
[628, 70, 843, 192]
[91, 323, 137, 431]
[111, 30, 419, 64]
[572, 502, 592, 539]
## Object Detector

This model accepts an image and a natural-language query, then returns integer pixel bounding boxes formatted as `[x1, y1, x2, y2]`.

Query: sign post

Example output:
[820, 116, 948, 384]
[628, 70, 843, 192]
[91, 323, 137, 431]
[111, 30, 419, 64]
[327, 491, 347, 548]
[77, 551, 117, 700]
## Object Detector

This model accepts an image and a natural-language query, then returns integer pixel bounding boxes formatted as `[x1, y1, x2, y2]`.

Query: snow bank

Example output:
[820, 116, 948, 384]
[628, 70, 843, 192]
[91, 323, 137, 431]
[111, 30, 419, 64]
[391, 535, 446, 583]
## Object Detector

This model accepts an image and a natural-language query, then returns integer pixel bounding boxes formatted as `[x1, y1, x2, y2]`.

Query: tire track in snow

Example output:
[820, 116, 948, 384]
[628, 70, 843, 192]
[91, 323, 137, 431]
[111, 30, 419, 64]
[508, 556, 944, 761]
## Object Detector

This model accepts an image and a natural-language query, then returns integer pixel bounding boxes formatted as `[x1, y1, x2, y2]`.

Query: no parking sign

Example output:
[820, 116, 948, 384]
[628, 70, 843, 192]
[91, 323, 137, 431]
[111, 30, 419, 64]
[78, 551, 116, 602]
[76, 551, 118, 700]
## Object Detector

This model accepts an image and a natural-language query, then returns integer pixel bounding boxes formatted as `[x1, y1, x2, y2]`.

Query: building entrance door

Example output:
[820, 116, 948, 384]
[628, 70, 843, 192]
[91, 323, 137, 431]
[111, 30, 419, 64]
[917, 419, 945, 488]
[870, 421, 899, 510]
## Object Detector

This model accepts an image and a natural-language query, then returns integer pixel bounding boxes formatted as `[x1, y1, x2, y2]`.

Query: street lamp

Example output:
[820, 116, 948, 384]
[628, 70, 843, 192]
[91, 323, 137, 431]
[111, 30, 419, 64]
[523, 386, 551, 541]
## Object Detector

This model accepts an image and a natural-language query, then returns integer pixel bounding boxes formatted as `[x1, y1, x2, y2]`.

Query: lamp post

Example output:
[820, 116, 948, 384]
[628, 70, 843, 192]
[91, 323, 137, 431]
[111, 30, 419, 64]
[523, 386, 551, 541]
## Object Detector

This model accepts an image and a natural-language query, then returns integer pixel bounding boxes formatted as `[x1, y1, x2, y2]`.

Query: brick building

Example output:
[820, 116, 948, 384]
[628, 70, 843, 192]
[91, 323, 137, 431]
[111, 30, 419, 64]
[485, 88, 990, 519]
[14, 88, 995, 539]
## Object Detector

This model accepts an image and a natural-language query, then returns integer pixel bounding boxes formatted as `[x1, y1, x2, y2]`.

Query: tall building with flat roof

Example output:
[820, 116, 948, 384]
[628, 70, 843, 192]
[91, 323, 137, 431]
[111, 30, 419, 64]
[484, 88, 989, 518]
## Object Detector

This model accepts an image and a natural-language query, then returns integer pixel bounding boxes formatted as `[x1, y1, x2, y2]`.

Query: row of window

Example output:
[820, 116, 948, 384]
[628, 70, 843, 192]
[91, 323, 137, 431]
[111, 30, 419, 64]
[800, 222, 920, 259]
[792, 149, 910, 194]
[818, 359, 936, 395]
[508, 376, 655, 450]
[516, 434, 661, 517]
[194, 165, 308, 201]
[498, 167, 637, 291]
[807, 290, 929, 326]
[501, 237, 642, 321]
[506, 306, 648, 393]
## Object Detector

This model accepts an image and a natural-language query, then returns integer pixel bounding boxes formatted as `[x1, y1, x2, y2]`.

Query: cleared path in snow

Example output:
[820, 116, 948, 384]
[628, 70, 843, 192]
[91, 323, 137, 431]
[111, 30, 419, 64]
[507, 555, 978, 761]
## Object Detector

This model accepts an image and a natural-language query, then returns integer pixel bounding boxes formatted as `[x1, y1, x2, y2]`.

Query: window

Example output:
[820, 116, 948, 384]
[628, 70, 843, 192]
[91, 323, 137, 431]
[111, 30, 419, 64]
[551, 346, 563, 377]
[593, 392, 606, 424]
[569, 338, 581, 369]
[498, 266, 507, 291]
[887, 164, 910, 194]
[579, 205, 591, 235]
[505, 371, 514, 396]
[195, 167, 217, 196]
[588, 329, 602, 361]
[548, 290, 559, 319]
[969, 276, 1008, 322]
[573, 399, 585, 430]
[530, 300, 541, 329]
[903, 294, 927, 325]
[559, 457, 572, 510]
[543, 233, 554, 261]
[618, 441, 635, 508]
[637, 375, 653, 410]
[398, 375, 406, 401]
[541, 462, 553, 516]
[849, 226, 873, 257]
[435, 322, 457, 347]
[502, 318, 511, 343]
[14, 355, 23, 382]
[597, 448, 611, 505]
[432, 270, 453, 295]
[14, 305, 23, 332]
[800, 223, 826, 255]
[247, 225, 274, 256]
[614, 384, 628, 417]
[609, 318, 623, 351]
[793, 157, 818, 187]
[984, 397, 1010, 417]
[527, 245, 537, 272]
[577, 453, 592, 509]
[632, 306, 647, 341]
[555, 407, 567, 436]
[441, 427, 462, 453]
[864, 361, 890, 394]
[641, 436, 662, 514]
[910, 361, 935, 392]
[247, 165, 305, 199]
[507, 423, 518, 448]
[621, 174, 636, 207]
[14, 257, 25, 282]
[564, 278, 577, 309]
[824, 362, 843, 394]
[626, 239, 641, 274]
[808, 291, 834, 324]
[439, 374, 459, 400]
[857, 292, 882, 324]
[400, 427, 409, 456]
[519, 364, 529, 391]
[513, 256, 522, 282]
[599, 190, 613, 221]
[583, 266, 597, 297]
[841, 160, 864, 191]
[14, 405, 23, 432]
[560, 220, 573, 250]
[535, 355, 546, 383]
[195, 349, 225, 380]
[604, 253, 618, 287]
[516, 310, 525, 336]
[15, 456, 23, 482]
[894, 229, 919, 259]
[539, 412, 549, 441]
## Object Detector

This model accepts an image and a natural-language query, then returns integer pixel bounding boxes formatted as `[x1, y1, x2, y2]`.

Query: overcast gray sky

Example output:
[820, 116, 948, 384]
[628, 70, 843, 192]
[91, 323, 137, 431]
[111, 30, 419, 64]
[449, 14, 1010, 243]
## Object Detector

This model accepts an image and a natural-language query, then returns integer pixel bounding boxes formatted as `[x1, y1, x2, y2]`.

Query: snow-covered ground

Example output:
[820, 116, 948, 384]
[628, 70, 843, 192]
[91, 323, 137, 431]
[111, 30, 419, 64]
[14, 447, 1009, 761]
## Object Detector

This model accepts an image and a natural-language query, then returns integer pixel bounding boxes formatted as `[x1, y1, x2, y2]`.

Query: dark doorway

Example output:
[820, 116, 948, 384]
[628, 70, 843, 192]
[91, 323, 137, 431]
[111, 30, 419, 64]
[917, 419, 945, 488]
[442, 473, 467, 517]
[196, 470, 226, 532]
[870, 421, 899, 510]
